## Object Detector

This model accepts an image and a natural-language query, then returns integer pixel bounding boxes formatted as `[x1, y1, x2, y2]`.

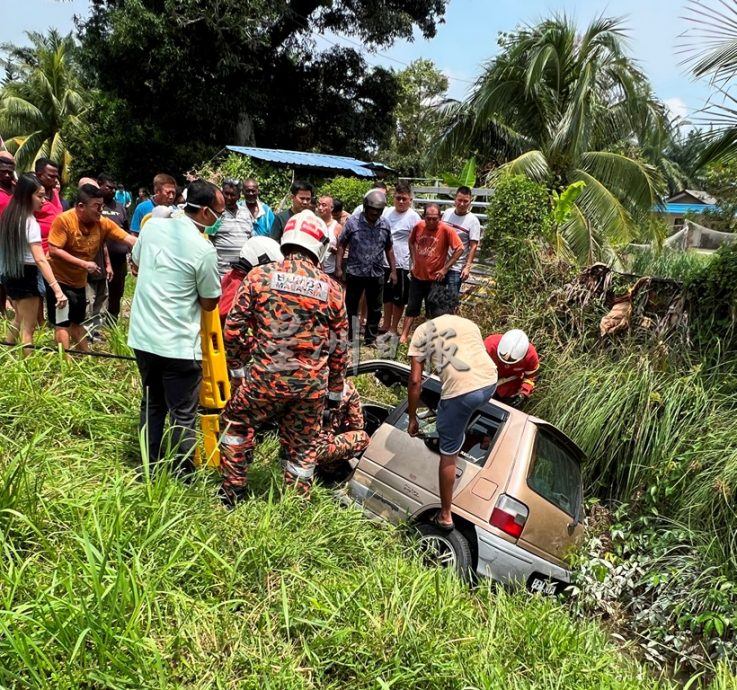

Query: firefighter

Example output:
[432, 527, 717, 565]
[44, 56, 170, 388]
[219, 210, 348, 506]
[484, 329, 539, 408]
[219, 235, 283, 325]
[315, 378, 369, 483]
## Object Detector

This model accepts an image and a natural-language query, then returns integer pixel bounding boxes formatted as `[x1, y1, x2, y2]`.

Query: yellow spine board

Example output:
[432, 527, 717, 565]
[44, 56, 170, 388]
[199, 308, 231, 408]
[196, 308, 231, 468]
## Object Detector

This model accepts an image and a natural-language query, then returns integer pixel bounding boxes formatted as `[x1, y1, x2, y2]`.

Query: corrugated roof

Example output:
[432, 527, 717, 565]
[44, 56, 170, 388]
[225, 146, 379, 177]
[662, 203, 719, 214]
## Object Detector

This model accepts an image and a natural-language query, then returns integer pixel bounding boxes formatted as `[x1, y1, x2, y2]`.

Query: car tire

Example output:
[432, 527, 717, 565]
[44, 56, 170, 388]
[416, 522, 473, 581]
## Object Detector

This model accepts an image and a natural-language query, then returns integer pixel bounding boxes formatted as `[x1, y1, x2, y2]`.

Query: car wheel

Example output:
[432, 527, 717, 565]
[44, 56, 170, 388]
[416, 522, 473, 581]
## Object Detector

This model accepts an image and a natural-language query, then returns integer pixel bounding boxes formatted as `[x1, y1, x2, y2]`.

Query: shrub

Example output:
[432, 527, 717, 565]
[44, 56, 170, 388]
[481, 174, 552, 292]
[684, 242, 737, 353]
[195, 153, 292, 208]
[319, 176, 374, 213]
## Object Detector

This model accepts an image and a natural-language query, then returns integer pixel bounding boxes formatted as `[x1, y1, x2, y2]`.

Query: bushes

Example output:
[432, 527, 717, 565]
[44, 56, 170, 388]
[195, 153, 292, 208]
[319, 176, 374, 212]
[685, 243, 737, 353]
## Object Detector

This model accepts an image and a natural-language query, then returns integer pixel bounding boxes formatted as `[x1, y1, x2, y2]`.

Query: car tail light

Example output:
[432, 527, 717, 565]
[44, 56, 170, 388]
[490, 494, 529, 539]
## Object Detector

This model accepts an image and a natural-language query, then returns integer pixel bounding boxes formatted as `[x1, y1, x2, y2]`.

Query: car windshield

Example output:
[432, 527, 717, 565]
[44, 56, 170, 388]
[527, 428, 582, 517]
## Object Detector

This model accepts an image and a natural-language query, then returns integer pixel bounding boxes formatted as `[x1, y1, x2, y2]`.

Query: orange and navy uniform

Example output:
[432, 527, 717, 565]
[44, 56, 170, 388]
[220, 254, 348, 493]
[484, 333, 539, 399]
[316, 380, 369, 470]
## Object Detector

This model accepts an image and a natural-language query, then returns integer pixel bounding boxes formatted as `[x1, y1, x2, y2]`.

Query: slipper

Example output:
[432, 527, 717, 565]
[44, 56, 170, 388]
[430, 513, 454, 533]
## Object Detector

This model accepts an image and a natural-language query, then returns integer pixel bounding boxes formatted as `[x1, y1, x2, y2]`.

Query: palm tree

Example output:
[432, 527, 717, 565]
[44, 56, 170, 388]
[434, 15, 669, 263]
[0, 30, 86, 182]
[681, 0, 737, 166]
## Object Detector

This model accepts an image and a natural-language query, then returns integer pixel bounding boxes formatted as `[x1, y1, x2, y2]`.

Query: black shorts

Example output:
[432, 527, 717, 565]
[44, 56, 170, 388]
[405, 276, 436, 318]
[2, 264, 44, 300]
[383, 267, 410, 306]
[46, 283, 87, 327]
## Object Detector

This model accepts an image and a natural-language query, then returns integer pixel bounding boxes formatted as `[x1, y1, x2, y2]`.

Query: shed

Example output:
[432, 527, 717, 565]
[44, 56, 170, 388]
[224, 145, 393, 179]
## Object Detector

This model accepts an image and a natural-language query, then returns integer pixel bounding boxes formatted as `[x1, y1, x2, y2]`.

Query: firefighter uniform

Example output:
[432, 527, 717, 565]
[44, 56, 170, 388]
[220, 251, 348, 500]
[484, 333, 539, 402]
[315, 379, 369, 472]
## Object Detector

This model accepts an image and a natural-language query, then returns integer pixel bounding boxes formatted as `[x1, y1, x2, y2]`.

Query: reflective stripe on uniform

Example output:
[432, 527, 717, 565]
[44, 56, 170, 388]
[222, 433, 247, 445]
[284, 462, 315, 479]
[496, 375, 521, 385]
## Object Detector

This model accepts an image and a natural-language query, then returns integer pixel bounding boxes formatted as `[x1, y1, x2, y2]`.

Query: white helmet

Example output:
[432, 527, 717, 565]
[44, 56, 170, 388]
[498, 329, 529, 364]
[239, 236, 283, 269]
[281, 210, 329, 263]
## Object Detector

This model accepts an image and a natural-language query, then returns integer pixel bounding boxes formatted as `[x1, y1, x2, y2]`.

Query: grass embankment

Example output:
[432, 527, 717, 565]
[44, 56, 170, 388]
[0, 345, 686, 689]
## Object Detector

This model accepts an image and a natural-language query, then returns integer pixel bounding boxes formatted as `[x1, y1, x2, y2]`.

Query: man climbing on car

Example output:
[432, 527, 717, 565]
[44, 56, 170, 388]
[406, 286, 497, 532]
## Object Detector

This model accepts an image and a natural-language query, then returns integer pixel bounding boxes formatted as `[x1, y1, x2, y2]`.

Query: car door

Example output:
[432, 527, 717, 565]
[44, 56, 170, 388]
[505, 422, 585, 565]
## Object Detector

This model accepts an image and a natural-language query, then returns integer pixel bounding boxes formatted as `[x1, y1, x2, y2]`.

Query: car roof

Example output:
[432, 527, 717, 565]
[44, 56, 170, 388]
[353, 359, 586, 461]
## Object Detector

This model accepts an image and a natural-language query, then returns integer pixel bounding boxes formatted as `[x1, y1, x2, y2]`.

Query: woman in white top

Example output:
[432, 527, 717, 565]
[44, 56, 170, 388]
[0, 173, 67, 353]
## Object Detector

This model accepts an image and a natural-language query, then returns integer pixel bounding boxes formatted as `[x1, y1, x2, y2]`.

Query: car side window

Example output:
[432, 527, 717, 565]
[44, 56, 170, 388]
[527, 429, 581, 517]
[459, 414, 502, 466]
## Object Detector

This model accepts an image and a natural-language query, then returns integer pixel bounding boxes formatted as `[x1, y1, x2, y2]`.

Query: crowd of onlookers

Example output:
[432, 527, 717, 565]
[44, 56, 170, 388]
[0, 156, 539, 523]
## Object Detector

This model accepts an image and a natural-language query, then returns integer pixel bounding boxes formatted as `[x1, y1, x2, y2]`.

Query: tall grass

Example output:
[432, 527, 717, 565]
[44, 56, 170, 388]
[529, 349, 737, 549]
[0, 346, 703, 689]
[626, 248, 712, 282]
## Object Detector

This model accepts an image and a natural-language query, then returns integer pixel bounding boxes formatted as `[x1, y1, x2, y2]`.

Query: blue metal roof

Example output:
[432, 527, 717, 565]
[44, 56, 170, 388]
[225, 146, 379, 177]
[661, 203, 719, 215]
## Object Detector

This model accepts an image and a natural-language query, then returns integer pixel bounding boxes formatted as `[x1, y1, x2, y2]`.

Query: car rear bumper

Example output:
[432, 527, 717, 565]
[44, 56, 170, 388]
[475, 526, 571, 587]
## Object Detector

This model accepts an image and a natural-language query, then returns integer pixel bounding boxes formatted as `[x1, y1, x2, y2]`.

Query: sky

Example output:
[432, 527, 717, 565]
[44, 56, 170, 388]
[0, 0, 717, 127]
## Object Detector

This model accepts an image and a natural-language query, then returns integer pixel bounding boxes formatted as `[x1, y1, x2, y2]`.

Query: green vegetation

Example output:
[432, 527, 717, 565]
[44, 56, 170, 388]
[0, 30, 86, 182]
[195, 152, 292, 209]
[435, 15, 671, 261]
[0, 348, 688, 689]
[318, 177, 374, 212]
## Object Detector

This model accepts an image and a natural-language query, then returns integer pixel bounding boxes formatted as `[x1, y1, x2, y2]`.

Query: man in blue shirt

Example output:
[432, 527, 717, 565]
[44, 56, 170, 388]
[130, 173, 177, 234]
[114, 183, 132, 210]
[335, 190, 397, 346]
[242, 177, 275, 237]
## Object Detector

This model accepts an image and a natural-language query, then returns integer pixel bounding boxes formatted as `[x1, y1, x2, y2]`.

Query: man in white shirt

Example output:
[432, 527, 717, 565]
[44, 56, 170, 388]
[128, 179, 222, 477]
[407, 287, 497, 531]
[441, 186, 482, 296]
[380, 182, 420, 337]
[316, 194, 341, 278]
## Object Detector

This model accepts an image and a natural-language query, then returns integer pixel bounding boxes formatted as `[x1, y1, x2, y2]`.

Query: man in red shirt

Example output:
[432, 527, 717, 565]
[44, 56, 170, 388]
[484, 329, 539, 408]
[33, 158, 64, 254]
[399, 204, 463, 344]
[0, 151, 15, 215]
[0, 151, 16, 315]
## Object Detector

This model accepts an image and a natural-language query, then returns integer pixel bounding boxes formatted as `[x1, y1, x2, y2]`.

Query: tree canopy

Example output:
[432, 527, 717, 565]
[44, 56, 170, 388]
[434, 15, 672, 262]
[0, 30, 86, 182]
[74, 0, 447, 185]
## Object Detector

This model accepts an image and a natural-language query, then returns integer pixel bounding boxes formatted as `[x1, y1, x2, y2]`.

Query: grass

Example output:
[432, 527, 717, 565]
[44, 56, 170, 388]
[0, 343, 704, 689]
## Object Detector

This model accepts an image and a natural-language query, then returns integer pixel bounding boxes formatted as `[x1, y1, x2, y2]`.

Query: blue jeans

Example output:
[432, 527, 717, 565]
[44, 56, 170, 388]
[444, 270, 462, 296]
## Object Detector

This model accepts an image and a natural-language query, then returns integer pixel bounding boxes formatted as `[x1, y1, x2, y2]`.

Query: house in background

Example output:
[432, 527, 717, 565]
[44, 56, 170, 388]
[662, 189, 719, 231]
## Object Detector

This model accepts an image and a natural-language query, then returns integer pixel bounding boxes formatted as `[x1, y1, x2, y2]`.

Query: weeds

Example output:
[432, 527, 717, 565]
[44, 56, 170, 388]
[0, 345, 690, 689]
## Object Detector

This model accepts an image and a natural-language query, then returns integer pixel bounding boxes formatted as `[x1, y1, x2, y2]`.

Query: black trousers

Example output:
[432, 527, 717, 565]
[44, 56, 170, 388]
[107, 252, 128, 320]
[134, 349, 202, 475]
[345, 274, 384, 344]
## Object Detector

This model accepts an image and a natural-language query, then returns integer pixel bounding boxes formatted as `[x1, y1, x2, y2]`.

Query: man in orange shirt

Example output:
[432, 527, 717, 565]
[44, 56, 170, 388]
[47, 184, 136, 351]
[399, 204, 463, 344]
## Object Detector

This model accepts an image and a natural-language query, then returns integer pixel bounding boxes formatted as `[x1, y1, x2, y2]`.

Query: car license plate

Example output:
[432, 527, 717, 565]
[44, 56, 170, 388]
[528, 575, 564, 596]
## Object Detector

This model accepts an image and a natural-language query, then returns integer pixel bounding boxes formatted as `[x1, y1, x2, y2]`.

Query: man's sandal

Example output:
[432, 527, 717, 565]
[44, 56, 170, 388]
[430, 512, 454, 533]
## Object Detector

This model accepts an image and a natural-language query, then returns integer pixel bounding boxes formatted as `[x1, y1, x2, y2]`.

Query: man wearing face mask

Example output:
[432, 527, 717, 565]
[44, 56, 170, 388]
[127, 179, 222, 478]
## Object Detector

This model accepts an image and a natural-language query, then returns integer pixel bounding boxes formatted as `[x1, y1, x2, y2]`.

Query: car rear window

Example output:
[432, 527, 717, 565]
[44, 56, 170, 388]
[527, 428, 581, 517]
